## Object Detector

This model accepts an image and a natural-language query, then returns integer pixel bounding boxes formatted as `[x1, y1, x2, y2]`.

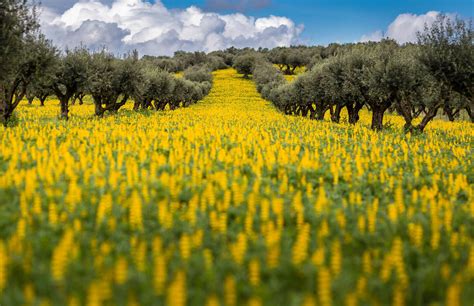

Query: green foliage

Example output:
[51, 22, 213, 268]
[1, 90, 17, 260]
[268, 47, 313, 75]
[0, 1, 57, 125]
[233, 53, 260, 78]
[183, 66, 213, 84]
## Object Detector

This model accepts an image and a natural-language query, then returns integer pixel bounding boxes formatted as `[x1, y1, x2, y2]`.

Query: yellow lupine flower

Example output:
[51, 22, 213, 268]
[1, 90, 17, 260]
[231, 233, 247, 265]
[180, 234, 191, 261]
[129, 191, 143, 231]
[86, 281, 102, 306]
[96, 194, 112, 225]
[206, 294, 220, 306]
[153, 254, 167, 295]
[330, 240, 342, 277]
[51, 229, 74, 282]
[408, 223, 423, 249]
[48, 202, 59, 226]
[248, 297, 262, 306]
[292, 223, 310, 265]
[224, 275, 237, 306]
[345, 292, 358, 306]
[315, 186, 328, 214]
[167, 270, 186, 306]
[114, 257, 128, 285]
[318, 266, 332, 306]
[392, 284, 405, 306]
[446, 282, 461, 306]
[249, 259, 260, 287]
[23, 283, 35, 303]
[302, 295, 316, 306]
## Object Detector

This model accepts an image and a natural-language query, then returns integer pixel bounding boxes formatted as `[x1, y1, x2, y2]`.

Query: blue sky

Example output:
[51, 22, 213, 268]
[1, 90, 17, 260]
[163, 0, 473, 45]
[40, 0, 473, 56]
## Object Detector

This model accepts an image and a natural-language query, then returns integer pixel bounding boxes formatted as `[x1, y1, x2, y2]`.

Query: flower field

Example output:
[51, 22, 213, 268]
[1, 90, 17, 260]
[0, 68, 473, 306]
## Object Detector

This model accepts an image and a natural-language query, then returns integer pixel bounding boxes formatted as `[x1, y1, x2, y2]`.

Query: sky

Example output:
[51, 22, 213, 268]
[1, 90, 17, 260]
[38, 0, 473, 56]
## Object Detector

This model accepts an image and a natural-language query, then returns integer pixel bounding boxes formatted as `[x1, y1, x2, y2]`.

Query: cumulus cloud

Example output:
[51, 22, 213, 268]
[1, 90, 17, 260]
[205, 0, 272, 12]
[360, 11, 455, 44]
[39, 0, 115, 13]
[39, 0, 303, 56]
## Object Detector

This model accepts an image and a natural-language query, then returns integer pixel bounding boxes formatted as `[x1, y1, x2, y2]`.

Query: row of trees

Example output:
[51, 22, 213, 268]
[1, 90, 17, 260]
[252, 15, 473, 132]
[1, 0, 471, 129]
[144, 45, 341, 78]
[2, 44, 214, 125]
[142, 51, 228, 73]
[0, 0, 217, 126]
[85, 50, 213, 117]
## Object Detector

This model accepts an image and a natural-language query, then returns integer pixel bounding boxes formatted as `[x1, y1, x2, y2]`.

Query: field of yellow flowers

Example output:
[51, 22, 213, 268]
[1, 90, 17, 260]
[0, 68, 473, 306]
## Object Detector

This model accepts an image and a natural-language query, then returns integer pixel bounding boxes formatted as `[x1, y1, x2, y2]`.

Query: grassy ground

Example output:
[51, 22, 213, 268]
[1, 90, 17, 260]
[0, 69, 473, 306]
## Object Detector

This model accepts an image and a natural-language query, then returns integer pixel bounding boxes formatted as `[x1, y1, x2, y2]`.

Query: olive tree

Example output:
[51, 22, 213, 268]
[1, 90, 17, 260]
[361, 40, 400, 130]
[253, 62, 285, 95]
[233, 53, 259, 78]
[88, 50, 143, 117]
[269, 47, 311, 75]
[417, 15, 473, 122]
[183, 66, 213, 84]
[151, 70, 176, 111]
[26, 68, 55, 106]
[390, 46, 444, 132]
[0, 1, 56, 125]
[50, 47, 90, 120]
[337, 47, 373, 124]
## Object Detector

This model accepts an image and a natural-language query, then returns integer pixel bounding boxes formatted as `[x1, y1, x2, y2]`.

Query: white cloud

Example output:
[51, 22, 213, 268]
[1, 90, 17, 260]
[360, 30, 383, 43]
[360, 11, 455, 44]
[39, 0, 304, 56]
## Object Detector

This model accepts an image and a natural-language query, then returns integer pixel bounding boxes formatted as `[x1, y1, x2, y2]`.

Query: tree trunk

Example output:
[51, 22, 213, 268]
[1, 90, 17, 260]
[465, 105, 474, 123]
[112, 95, 129, 112]
[395, 100, 414, 133]
[371, 107, 386, 131]
[1, 85, 26, 126]
[315, 106, 328, 121]
[415, 105, 440, 132]
[95, 102, 105, 117]
[443, 105, 455, 122]
[348, 102, 364, 124]
[133, 101, 140, 110]
[60, 97, 69, 120]
[331, 104, 342, 123]
[161, 101, 168, 110]
[1, 103, 12, 127]
[28, 97, 34, 105]
[309, 105, 316, 120]
[301, 106, 309, 117]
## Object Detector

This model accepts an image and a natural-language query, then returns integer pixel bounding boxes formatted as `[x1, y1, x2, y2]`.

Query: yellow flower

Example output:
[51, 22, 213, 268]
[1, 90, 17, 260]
[224, 275, 237, 306]
[318, 266, 332, 306]
[51, 229, 74, 282]
[167, 270, 186, 306]
[114, 257, 128, 285]
[129, 191, 143, 231]
[249, 259, 260, 287]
